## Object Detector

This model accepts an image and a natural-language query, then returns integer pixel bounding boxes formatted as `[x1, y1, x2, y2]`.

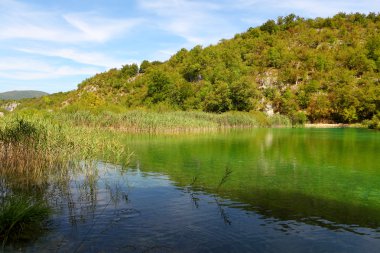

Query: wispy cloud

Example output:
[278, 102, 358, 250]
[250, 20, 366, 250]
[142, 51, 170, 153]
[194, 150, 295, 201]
[138, 0, 237, 45]
[0, 0, 142, 91]
[62, 13, 143, 43]
[0, 57, 101, 80]
[16, 47, 136, 69]
[0, 1, 142, 43]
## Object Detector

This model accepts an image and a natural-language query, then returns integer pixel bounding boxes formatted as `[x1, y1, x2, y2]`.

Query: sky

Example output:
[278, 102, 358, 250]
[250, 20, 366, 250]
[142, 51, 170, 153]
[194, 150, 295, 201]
[0, 0, 379, 93]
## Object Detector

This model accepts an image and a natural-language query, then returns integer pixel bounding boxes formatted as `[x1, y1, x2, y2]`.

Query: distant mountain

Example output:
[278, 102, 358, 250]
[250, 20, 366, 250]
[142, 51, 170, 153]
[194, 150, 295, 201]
[0, 90, 49, 100]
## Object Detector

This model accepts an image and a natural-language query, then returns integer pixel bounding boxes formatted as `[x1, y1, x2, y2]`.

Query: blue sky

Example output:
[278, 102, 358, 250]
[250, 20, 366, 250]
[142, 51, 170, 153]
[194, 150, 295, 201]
[0, 0, 379, 93]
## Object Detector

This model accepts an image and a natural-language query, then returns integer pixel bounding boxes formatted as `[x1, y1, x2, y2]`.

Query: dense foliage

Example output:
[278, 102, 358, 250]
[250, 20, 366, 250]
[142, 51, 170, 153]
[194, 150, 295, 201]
[17, 13, 380, 124]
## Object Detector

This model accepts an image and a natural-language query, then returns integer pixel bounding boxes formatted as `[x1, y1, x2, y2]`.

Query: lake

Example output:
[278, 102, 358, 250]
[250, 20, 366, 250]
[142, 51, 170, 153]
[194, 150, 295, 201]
[3, 128, 380, 252]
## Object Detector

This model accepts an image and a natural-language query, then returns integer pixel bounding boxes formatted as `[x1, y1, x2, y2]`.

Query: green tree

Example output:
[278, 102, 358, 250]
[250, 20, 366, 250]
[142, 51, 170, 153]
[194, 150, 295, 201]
[145, 69, 173, 103]
[307, 92, 331, 122]
[260, 20, 278, 34]
[202, 81, 232, 113]
[230, 77, 259, 111]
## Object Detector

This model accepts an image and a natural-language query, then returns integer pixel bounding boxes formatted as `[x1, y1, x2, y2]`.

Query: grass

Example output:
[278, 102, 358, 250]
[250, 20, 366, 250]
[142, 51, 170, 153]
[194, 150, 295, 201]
[27, 109, 292, 134]
[0, 119, 66, 175]
[0, 116, 132, 245]
[0, 195, 51, 246]
[0, 117, 130, 172]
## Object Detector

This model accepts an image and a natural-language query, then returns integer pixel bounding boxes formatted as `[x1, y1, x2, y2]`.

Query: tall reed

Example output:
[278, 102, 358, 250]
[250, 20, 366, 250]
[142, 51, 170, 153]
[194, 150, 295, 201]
[0, 117, 131, 246]
[40, 110, 292, 134]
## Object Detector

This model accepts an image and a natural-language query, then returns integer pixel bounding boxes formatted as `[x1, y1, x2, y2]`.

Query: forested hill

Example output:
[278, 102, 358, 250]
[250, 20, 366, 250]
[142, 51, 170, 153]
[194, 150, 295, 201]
[0, 90, 48, 100]
[21, 13, 380, 124]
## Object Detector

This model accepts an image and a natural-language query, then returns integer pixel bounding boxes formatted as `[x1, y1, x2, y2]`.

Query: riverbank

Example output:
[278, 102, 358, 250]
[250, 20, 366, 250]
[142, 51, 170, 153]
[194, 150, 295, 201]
[304, 123, 366, 128]
[305, 123, 348, 128]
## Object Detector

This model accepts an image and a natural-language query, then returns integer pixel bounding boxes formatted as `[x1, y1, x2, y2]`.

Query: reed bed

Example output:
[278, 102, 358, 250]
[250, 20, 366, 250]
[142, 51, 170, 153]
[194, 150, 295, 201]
[0, 117, 131, 245]
[44, 110, 292, 134]
[0, 119, 71, 179]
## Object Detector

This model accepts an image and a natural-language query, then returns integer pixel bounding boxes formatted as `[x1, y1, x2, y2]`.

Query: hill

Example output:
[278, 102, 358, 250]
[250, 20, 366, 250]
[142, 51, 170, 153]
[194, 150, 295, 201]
[16, 13, 380, 124]
[0, 90, 49, 100]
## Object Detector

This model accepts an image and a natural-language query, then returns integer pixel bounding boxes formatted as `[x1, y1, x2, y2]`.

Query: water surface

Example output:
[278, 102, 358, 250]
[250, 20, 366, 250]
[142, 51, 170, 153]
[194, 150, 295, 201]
[3, 128, 380, 252]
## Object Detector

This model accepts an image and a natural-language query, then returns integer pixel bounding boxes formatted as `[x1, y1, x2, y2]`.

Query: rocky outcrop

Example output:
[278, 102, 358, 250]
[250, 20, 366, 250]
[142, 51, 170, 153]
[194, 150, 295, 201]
[3, 102, 19, 112]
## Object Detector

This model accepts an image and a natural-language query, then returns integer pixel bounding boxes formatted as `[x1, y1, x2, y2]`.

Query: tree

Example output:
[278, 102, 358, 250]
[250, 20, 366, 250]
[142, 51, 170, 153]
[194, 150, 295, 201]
[146, 69, 173, 103]
[230, 77, 259, 111]
[139, 60, 151, 73]
[366, 35, 380, 70]
[307, 92, 331, 122]
[121, 64, 138, 78]
[260, 20, 278, 34]
[202, 81, 232, 113]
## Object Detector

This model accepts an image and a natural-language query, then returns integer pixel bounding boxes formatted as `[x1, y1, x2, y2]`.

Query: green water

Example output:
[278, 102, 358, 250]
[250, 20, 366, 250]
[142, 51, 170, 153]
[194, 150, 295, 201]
[3, 128, 380, 252]
[124, 128, 380, 229]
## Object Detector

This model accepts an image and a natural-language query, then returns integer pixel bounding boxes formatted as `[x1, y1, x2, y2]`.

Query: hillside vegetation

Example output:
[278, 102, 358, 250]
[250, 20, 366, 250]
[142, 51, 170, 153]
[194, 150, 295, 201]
[0, 90, 48, 100]
[16, 13, 380, 125]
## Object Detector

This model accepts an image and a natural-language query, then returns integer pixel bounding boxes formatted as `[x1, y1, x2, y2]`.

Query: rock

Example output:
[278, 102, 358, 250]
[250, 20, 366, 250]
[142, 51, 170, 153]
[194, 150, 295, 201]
[83, 85, 97, 92]
[3, 102, 19, 112]
[264, 104, 274, 116]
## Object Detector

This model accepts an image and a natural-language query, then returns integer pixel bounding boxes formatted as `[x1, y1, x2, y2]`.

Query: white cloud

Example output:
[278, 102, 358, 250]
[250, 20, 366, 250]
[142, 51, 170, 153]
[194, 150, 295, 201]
[0, 0, 141, 86]
[16, 47, 136, 69]
[0, 57, 101, 80]
[62, 13, 143, 43]
[0, 58, 51, 72]
[0, 1, 142, 43]
[138, 0, 237, 45]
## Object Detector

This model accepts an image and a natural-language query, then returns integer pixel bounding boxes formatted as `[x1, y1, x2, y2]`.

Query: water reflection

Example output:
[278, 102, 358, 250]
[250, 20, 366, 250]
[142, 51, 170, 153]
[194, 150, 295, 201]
[122, 128, 380, 230]
[2, 162, 380, 252]
[1, 128, 380, 252]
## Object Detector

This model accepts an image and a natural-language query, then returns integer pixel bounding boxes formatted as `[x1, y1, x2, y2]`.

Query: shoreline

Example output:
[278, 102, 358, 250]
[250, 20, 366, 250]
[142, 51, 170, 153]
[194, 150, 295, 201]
[304, 123, 363, 128]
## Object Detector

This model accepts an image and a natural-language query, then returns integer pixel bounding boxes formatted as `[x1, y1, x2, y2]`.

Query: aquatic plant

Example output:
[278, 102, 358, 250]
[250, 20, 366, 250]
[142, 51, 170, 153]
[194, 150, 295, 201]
[0, 118, 132, 246]
[217, 167, 233, 190]
[36, 110, 292, 134]
[269, 114, 292, 127]
[0, 119, 71, 178]
[0, 117, 131, 174]
[0, 195, 51, 246]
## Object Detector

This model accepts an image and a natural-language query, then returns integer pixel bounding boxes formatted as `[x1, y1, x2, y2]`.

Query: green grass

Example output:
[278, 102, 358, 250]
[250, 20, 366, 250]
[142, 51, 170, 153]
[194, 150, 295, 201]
[0, 117, 132, 245]
[0, 119, 75, 178]
[29, 110, 292, 134]
[0, 195, 51, 246]
[0, 117, 131, 173]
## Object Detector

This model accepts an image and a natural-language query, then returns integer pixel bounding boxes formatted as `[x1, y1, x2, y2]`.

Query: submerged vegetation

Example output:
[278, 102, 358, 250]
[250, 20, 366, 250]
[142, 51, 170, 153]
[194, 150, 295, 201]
[0, 196, 51, 246]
